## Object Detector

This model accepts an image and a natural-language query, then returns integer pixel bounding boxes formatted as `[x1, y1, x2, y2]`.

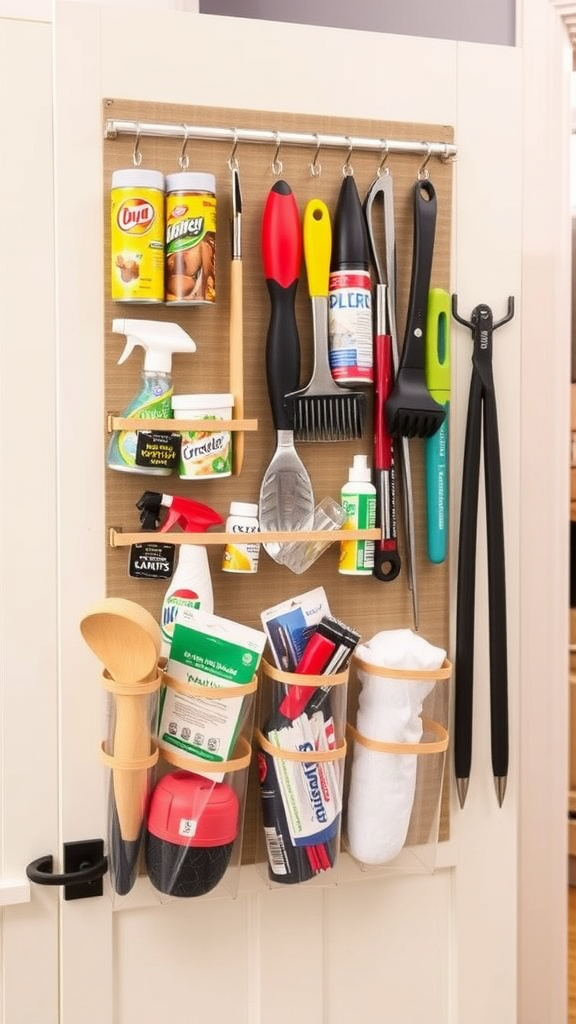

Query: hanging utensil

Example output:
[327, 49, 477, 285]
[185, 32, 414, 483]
[286, 198, 365, 441]
[259, 180, 314, 561]
[451, 295, 514, 808]
[364, 174, 401, 583]
[424, 288, 451, 563]
[385, 179, 446, 439]
[364, 173, 418, 620]
[229, 160, 245, 474]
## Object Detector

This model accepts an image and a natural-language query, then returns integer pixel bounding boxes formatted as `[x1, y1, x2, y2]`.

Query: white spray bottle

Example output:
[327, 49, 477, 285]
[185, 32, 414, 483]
[107, 318, 196, 475]
[136, 491, 225, 659]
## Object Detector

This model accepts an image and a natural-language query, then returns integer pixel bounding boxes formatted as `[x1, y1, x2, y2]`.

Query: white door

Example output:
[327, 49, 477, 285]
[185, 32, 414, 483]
[10, 4, 567, 1023]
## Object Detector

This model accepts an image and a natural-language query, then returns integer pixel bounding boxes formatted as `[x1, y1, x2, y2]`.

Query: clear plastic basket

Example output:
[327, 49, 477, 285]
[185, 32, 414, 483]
[144, 734, 252, 902]
[343, 656, 451, 875]
[254, 658, 348, 887]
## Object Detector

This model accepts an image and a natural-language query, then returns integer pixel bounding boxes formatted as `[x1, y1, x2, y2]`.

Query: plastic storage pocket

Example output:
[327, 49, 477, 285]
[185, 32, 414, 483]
[100, 667, 162, 900]
[144, 668, 257, 902]
[255, 658, 348, 887]
[343, 656, 451, 875]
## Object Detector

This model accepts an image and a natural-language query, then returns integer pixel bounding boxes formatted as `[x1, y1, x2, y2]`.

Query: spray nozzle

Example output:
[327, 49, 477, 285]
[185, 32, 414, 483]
[136, 491, 163, 530]
[113, 318, 197, 374]
[136, 491, 224, 533]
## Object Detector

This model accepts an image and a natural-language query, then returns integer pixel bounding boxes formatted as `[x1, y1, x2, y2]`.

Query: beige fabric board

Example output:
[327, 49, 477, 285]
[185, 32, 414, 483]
[103, 98, 454, 864]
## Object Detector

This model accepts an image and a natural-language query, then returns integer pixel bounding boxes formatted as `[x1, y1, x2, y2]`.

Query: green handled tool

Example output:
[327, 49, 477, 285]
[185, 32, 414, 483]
[424, 288, 451, 563]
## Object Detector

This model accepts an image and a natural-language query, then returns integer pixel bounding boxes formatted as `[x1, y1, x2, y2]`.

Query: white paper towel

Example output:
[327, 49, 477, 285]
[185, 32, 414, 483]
[346, 629, 446, 865]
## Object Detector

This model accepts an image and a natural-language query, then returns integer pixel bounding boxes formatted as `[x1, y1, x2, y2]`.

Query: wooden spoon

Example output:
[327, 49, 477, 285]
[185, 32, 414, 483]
[79, 597, 160, 684]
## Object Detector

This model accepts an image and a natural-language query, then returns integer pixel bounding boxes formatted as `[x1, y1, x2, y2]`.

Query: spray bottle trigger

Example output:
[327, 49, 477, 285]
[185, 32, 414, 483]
[160, 508, 183, 532]
[117, 335, 143, 365]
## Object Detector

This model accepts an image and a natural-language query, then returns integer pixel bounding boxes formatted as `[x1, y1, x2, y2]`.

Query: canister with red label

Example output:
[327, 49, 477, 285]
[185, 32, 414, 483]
[111, 168, 165, 302]
[165, 172, 216, 304]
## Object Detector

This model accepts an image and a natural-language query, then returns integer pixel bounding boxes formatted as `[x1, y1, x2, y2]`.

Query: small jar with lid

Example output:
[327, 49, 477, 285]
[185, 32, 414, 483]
[222, 502, 260, 574]
[172, 393, 233, 480]
[165, 171, 216, 304]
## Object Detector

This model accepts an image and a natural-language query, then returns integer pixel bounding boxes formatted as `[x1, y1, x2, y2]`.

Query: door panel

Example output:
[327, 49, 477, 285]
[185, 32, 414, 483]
[52, 5, 528, 1024]
[0, 16, 59, 1024]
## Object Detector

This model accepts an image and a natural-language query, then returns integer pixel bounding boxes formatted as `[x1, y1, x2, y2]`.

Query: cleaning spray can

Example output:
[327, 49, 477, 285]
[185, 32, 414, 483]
[107, 319, 196, 475]
[328, 175, 373, 385]
[160, 545, 214, 658]
[339, 454, 376, 575]
[165, 172, 216, 304]
[222, 502, 260, 574]
[111, 168, 165, 302]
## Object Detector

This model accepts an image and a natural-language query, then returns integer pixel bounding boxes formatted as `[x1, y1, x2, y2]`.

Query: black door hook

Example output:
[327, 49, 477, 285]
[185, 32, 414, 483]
[26, 840, 107, 900]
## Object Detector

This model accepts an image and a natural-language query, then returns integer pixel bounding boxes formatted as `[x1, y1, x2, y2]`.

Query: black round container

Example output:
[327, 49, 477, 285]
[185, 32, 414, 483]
[145, 770, 239, 897]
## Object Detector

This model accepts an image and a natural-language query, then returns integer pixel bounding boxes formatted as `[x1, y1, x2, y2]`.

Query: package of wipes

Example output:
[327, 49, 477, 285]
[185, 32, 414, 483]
[158, 608, 266, 781]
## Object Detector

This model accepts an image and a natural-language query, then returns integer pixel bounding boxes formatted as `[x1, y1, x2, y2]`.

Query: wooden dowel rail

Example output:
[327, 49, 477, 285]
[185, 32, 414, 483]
[109, 528, 381, 547]
[107, 416, 258, 432]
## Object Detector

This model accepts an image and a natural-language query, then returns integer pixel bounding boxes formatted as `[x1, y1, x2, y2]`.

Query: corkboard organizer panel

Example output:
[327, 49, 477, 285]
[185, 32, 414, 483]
[103, 98, 455, 868]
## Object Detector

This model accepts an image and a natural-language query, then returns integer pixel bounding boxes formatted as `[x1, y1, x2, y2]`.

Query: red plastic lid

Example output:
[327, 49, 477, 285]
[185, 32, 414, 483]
[147, 771, 240, 847]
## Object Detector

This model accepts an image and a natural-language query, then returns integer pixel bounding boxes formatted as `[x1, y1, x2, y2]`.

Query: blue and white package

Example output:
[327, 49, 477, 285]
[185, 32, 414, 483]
[260, 587, 330, 671]
[268, 712, 342, 848]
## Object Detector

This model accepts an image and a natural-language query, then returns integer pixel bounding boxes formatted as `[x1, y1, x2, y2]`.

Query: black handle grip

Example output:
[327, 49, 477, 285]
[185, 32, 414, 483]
[265, 279, 301, 430]
[373, 545, 401, 582]
[454, 373, 482, 783]
[262, 181, 302, 432]
[483, 386, 508, 781]
[400, 179, 437, 371]
[372, 467, 401, 582]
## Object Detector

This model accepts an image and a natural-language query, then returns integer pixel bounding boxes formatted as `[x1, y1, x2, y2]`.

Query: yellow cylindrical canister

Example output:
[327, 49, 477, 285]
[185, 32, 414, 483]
[111, 168, 165, 302]
[165, 172, 216, 304]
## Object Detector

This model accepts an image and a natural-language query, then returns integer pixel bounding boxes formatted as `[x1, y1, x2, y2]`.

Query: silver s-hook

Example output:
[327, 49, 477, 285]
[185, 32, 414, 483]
[310, 132, 322, 177]
[271, 131, 283, 176]
[343, 136, 354, 177]
[377, 139, 390, 176]
[132, 125, 143, 168]
[228, 129, 239, 171]
[178, 125, 190, 170]
[417, 142, 433, 180]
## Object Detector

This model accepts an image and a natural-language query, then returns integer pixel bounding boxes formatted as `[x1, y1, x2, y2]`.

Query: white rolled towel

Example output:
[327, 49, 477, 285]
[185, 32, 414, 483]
[346, 629, 446, 865]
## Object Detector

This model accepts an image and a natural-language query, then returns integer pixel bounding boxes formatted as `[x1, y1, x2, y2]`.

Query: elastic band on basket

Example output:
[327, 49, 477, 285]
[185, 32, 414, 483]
[255, 727, 347, 763]
[101, 668, 163, 696]
[261, 658, 348, 689]
[100, 741, 159, 771]
[346, 718, 448, 756]
[160, 734, 252, 774]
[350, 656, 452, 681]
[162, 671, 258, 701]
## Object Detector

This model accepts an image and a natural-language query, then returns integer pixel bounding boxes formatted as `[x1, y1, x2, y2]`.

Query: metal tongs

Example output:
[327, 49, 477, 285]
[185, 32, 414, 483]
[364, 171, 418, 627]
[452, 295, 514, 808]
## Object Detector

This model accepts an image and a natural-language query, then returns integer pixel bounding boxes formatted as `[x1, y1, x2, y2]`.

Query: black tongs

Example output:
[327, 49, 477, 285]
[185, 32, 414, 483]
[452, 295, 514, 808]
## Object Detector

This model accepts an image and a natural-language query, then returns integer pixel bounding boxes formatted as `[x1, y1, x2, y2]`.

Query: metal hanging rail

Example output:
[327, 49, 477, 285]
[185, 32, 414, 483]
[103, 118, 457, 161]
